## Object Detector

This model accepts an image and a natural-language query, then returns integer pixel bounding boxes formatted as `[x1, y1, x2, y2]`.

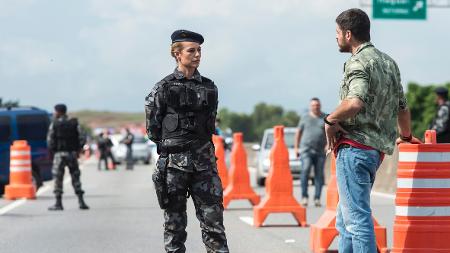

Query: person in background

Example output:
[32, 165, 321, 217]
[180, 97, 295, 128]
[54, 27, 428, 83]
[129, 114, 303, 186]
[430, 87, 450, 143]
[47, 103, 89, 211]
[294, 97, 326, 207]
[97, 132, 116, 170]
[121, 128, 135, 170]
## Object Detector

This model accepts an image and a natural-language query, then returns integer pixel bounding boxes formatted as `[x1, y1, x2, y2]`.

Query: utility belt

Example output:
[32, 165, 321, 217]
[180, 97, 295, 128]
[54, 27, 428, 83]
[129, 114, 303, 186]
[159, 138, 209, 154]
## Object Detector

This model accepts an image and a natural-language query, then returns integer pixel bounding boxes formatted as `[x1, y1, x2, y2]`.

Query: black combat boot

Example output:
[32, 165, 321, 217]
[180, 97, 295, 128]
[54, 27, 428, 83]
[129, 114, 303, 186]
[77, 194, 89, 210]
[48, 195, 64, 211]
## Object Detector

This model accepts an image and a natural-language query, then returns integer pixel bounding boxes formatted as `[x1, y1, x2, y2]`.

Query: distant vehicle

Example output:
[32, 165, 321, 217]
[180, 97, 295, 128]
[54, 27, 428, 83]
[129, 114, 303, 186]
[253, 127, 301, 186]
[0, 106, 53, 193]
[147, 140, 158, 165]
[223, 128, 233, 151]
[110, 134, 152, 164]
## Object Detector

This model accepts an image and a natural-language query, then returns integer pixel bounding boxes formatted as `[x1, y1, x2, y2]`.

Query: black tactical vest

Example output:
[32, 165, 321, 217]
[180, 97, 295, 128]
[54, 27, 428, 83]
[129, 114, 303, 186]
[53, 118, 80, 152]
[161, 77, 217, 152]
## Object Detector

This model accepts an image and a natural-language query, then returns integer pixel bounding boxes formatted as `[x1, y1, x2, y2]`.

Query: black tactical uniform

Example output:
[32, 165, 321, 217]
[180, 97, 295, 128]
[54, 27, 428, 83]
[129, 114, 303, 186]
[97, 133, 116, 170]
[121, 129, 134, 170]
[431, 87, 450, 143]
[145, 30, 229, 253]
[47, 104, 89, 211]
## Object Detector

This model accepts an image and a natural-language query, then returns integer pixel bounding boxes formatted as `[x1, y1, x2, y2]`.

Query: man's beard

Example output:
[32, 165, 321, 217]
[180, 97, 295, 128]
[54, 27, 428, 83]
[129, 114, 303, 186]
[338, 42, 351, 53]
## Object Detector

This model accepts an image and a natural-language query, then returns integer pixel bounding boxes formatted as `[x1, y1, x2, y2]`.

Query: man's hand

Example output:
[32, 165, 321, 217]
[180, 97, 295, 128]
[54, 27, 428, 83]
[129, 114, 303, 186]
[294, 147, 300, 158]
[396, 136, 422, 145]
[325, 123, 347, 150]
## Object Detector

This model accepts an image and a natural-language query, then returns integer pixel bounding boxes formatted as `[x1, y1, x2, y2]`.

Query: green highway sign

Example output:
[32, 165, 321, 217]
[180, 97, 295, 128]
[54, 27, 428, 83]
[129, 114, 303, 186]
[373, 0, 427, 20]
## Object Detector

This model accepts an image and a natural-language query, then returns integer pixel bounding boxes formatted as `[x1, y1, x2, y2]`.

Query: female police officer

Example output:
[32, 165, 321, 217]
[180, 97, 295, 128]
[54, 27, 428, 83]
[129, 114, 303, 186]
[145, 30, 229, 253]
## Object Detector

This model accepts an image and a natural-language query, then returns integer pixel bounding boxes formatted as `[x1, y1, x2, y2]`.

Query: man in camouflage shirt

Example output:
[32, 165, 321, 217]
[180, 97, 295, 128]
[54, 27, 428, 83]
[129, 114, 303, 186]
[324, 9, 420, 253]
[430, 87, 450, 143]
[145, 30, 229, 253]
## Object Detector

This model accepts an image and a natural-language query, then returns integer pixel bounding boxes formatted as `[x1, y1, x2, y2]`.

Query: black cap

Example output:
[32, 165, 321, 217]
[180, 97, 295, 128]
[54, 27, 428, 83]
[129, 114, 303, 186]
[54, 103, 67, 114]
[435, 87, 448, 95]
[171, 30, 204, 44]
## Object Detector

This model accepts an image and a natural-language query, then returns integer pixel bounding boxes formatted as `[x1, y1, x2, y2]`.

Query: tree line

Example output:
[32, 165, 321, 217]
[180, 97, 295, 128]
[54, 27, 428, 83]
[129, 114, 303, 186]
[218, 103, 300, 142]
[217, 82, 450, 142]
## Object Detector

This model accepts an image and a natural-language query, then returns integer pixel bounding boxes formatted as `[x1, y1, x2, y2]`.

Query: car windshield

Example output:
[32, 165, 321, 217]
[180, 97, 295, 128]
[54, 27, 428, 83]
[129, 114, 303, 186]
[134, 136, 147, 144]
[0, 116, 11, 142]
[17, 114, 49, 141]
[264, 132, 296, 149]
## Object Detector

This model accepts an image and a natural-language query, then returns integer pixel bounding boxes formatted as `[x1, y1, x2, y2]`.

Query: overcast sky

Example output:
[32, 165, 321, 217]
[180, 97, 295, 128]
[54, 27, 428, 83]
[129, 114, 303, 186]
[1, 0, 449, 114]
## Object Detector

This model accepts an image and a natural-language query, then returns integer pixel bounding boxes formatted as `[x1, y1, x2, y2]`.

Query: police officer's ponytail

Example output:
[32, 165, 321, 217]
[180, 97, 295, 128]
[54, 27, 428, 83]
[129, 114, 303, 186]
[170, 42, 183, 63]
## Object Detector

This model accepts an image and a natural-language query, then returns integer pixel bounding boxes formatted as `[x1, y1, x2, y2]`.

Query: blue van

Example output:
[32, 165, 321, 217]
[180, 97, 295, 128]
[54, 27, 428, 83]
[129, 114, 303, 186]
[0, 106, 53, 193]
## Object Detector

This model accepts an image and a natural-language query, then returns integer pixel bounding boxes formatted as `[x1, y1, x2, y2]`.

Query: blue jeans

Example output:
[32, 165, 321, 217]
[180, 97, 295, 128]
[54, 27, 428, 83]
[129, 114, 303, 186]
[300, 151, 325, 200]
[336, 146, 381, 253]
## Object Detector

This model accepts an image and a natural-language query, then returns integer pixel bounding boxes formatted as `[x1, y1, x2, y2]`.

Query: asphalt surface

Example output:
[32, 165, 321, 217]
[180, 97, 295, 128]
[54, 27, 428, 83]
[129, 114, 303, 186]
[0, 157, 395, 253]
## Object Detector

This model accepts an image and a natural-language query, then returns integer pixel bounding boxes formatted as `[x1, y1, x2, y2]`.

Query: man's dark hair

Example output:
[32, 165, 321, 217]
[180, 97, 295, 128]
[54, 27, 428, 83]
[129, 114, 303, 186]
[336, 8, 371, 42]
[311, 97, 320, 102]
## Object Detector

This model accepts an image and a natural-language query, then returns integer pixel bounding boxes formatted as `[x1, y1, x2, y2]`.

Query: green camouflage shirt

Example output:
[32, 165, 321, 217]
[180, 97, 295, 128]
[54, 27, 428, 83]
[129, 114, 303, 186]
[339, 42, 407, 155]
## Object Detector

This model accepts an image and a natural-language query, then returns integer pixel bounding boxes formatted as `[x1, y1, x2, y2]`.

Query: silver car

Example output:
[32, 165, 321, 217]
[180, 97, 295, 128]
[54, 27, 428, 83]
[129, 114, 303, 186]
[254, 127, 301, 186]
[111, 134, 152, 164]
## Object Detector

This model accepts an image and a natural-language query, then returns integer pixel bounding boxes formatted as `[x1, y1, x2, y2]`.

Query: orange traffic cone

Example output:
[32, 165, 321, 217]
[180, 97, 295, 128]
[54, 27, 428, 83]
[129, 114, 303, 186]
[253, 125, 306, 227]
[212, 135, 228, 189]
[223, 133, 260, 208]
[107, 161, 116, 170]
[393, 130, 450, 252]
[310, 154, 387, 253]
[83, 146, 91, 160]
[4, 140, 36, 200]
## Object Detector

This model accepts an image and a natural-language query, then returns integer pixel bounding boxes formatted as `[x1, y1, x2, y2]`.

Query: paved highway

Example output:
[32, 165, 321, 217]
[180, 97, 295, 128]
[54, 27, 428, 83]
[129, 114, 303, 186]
[0, 157, 395, 253]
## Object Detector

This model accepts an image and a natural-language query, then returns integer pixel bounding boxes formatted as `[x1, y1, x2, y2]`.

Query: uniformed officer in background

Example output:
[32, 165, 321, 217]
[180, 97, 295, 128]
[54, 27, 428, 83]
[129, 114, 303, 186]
[47, 104, 89, 211]
[430, 87, 450, 143]
[145, 30, 229, 253]
[121, 128, 134, 170]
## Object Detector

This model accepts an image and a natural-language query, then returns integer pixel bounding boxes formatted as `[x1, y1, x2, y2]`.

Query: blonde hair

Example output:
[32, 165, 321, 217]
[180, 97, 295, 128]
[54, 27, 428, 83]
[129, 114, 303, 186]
[170, 42, 184, 62]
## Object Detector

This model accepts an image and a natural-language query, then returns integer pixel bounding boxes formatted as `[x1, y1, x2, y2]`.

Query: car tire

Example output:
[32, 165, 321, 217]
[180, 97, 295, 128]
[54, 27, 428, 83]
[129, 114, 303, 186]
[32, 166, 43, 191]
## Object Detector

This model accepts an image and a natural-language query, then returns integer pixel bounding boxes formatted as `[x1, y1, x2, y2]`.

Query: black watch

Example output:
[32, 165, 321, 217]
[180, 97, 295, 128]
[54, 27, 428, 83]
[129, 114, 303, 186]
[400, 134, 412, 142]
[324, 114, 335, 126]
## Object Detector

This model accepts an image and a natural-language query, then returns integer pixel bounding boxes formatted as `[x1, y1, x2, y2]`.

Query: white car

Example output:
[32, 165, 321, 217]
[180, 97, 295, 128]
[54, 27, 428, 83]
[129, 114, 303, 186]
[253, 127, 301, 186]
[110, 134, 152, 164]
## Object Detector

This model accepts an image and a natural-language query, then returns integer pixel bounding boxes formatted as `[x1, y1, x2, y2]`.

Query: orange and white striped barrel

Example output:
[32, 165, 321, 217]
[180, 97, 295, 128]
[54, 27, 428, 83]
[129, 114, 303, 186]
[4, 140, 36, 200]
[393, 130, 450, 252]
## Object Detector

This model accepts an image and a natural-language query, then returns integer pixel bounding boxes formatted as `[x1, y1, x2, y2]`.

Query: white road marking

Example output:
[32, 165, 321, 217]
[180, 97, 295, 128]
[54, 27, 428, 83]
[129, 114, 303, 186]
[0, 163, 84, 216]
[239, 216, 254, 226]
[284, 239, 296, 243]
[0, 199, 27, 215]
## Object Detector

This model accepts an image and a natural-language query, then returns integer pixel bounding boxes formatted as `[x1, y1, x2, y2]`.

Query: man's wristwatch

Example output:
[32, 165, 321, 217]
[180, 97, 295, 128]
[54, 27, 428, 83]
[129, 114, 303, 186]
[324, 114, 335, 126]
[400, 134, 412, 142]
